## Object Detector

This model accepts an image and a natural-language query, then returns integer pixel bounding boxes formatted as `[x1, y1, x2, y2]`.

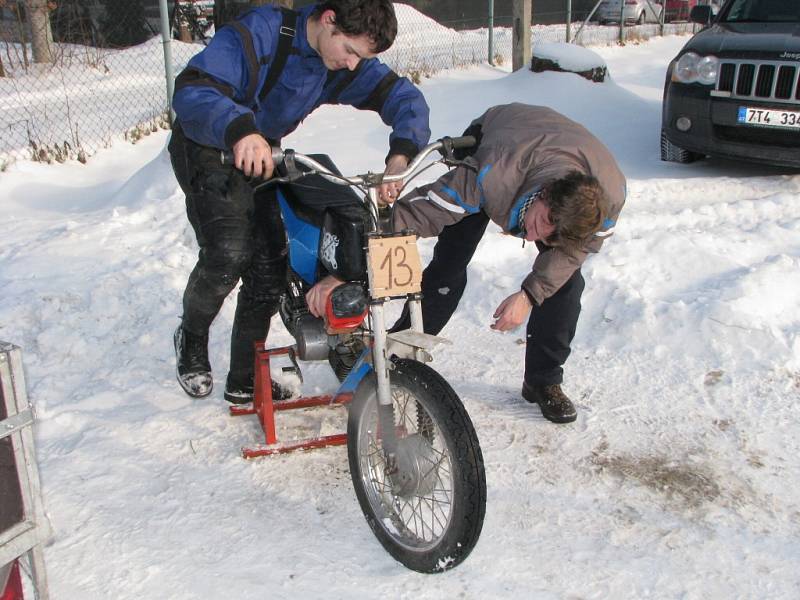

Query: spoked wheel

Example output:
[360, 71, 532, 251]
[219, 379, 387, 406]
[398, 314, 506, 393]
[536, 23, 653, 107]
[347, 359, 486, 573]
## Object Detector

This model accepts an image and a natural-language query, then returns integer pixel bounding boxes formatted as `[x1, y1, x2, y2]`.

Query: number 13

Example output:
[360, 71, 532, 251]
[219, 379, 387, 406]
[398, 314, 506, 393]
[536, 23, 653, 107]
[379, 245, 413, 287]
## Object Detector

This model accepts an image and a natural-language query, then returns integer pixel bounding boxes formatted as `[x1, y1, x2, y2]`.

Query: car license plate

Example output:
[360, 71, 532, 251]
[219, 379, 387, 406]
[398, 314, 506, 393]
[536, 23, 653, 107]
[737, 106, 800, 129]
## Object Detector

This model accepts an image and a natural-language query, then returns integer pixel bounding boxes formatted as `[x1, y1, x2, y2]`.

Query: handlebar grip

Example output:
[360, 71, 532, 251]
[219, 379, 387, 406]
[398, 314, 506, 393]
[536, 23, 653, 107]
[448, 135, 477, 149]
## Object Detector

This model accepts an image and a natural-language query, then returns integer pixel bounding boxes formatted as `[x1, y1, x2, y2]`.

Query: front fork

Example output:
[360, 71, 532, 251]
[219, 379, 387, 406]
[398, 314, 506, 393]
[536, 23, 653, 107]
[367, 187, 425, 481]
[369, 300, 394, 417]
[370, 293, 425, 416]
[368, 188, 396, 423]
[370, 297, 422, 491]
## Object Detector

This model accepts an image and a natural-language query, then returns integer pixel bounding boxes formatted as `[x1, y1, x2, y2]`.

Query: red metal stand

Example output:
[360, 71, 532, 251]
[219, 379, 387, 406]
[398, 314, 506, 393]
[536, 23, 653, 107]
[229, 344, 351, 458]
[0, 560, 23, 600]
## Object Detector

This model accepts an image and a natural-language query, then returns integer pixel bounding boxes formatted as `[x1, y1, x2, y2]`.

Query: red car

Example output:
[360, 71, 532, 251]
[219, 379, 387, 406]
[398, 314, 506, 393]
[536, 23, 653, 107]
[666, 0, 721, 22]
[665, 0, 698, 21]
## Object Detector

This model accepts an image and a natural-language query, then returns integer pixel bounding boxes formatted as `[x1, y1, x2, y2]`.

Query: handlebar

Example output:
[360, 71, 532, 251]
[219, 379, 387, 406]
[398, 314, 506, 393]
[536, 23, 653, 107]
[219, 135, 476, 188]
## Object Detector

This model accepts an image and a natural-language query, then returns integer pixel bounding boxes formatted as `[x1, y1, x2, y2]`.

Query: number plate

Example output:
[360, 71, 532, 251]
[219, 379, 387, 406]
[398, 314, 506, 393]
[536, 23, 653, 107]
[367, 235, 422, 298]
[737, 106, 800, 129]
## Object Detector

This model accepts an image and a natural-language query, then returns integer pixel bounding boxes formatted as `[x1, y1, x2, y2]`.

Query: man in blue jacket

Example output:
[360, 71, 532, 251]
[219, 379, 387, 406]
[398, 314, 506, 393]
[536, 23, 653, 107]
[169, 0, 430, 403]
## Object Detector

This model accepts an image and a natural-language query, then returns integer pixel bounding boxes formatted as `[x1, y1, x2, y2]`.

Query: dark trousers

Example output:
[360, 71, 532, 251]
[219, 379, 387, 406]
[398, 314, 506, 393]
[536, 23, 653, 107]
[168, 127, 287, 384]
[393, 211, 584, 386]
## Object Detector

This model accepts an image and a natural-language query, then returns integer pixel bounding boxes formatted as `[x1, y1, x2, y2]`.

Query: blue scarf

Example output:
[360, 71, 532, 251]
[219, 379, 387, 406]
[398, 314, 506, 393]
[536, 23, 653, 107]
[507, 187, 545, 238]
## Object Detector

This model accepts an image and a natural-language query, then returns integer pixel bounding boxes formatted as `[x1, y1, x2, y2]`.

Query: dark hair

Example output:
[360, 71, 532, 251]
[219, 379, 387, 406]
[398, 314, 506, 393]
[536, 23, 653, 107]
[544, 171, 608, 248]
[312, 0, 398, 53]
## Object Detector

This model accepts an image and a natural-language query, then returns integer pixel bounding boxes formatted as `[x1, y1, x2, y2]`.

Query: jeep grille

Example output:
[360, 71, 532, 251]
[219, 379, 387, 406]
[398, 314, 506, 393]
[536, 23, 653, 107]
[716, 60, 800, 105]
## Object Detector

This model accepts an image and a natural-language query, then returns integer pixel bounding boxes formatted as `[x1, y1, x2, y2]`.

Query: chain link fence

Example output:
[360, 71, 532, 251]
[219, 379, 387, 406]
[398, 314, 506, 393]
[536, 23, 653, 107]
[384, 0, 701, 75]
[0, 0, 700, 168]
[0, 0, 206, 166]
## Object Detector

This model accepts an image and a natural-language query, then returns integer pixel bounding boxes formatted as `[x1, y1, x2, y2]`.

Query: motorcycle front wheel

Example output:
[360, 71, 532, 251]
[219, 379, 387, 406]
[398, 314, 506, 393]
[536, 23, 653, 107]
[347, 358, 486, 573]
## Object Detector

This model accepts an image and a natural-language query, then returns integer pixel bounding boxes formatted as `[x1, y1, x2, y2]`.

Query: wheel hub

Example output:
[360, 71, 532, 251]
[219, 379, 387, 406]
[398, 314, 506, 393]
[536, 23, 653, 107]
[389, 433, 438, 498]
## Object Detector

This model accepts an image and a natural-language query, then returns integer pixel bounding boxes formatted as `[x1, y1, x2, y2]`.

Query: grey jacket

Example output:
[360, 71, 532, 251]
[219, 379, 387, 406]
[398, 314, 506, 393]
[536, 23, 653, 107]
[391, 103, 626, 305]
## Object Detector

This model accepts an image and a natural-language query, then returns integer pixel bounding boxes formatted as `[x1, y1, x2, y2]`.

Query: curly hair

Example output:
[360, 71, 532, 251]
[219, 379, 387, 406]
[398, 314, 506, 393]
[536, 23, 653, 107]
[312, 0, 398, 54]
[544, 171, 609, 248]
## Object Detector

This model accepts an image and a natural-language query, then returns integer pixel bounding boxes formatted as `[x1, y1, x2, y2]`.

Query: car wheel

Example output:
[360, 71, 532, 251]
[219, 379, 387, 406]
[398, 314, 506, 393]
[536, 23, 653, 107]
[660, 129, 702, 163]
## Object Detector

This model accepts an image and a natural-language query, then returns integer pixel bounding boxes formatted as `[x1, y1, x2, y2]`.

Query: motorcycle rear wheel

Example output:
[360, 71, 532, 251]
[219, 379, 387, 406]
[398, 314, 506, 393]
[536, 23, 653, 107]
[347, 359, 486, 573]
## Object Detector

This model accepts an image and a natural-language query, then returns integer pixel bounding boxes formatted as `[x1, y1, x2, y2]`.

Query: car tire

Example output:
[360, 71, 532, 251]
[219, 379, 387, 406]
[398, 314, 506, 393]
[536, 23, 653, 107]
[660, 129, 702, 163]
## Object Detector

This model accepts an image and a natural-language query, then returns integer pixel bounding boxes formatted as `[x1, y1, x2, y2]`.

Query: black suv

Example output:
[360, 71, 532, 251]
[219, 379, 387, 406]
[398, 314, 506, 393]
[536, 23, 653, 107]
[661, 0, 800, 168]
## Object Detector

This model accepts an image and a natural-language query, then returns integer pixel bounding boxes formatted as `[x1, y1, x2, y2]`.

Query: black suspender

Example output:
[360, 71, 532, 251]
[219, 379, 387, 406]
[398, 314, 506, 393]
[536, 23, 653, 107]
[229, 20, 260, 102]
[258, 7, 298, 102]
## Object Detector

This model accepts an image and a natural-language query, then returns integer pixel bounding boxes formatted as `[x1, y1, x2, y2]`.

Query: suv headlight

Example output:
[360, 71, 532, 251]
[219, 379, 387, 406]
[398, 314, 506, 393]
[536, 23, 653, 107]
[696, 55, 719, 85]
[672, 52, 719, 85]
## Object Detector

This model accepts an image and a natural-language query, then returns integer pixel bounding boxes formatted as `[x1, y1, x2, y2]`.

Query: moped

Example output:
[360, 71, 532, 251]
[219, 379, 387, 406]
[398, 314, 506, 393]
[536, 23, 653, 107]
[223, 136, 486, 573]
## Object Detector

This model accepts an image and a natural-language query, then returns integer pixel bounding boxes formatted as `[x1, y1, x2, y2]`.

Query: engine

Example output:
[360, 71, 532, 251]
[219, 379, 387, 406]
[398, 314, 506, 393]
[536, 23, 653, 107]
[279, 273, 329, 361]
[279, 271, 370, 365]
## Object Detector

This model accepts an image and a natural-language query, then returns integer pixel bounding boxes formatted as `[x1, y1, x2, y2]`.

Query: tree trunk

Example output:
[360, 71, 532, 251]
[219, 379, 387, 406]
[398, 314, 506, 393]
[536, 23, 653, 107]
[24, 0, 54, 64]
[12, 2, 30, 69]
[179, 21, 192, 42]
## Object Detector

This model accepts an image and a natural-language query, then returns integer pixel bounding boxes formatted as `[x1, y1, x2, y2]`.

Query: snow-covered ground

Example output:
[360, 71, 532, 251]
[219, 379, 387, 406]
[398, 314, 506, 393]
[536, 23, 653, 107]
[1, 35, 799, 598]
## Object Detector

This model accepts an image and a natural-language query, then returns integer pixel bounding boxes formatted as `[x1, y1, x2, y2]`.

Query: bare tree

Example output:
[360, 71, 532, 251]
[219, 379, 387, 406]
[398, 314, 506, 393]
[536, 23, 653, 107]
[24, 0, 54, 63]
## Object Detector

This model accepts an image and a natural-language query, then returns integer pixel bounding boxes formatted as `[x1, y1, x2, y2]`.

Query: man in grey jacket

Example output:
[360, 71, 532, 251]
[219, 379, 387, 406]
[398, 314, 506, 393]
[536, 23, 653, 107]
[388, 103, 626, 423]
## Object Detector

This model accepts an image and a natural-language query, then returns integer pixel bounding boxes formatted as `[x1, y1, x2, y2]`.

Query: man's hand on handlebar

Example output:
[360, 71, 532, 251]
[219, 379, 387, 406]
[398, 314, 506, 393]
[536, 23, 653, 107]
[378, 154, 408, 205]
[232, 134, 275, 179]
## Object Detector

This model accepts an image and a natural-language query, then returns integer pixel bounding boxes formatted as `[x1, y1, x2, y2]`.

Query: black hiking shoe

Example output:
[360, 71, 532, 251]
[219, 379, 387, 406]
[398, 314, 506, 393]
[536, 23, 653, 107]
[224, 373, 293, 405]
[174, 326, 213, 398]
[522, 382, 577, 424]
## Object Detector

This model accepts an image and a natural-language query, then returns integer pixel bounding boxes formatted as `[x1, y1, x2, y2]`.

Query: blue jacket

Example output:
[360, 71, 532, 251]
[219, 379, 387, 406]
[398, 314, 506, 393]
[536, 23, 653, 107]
[173, 4, 431, 159]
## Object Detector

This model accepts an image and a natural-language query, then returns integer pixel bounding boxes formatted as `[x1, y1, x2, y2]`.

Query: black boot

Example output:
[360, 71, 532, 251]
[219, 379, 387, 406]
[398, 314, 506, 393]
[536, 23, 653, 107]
[224, 372, 293, 405]
[522, 382, 577, 423]
[174, 326, 213, 398]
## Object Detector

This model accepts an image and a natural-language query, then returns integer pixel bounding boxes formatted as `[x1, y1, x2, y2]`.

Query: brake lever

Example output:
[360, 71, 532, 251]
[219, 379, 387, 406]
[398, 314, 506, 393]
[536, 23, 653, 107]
[437, 136, 456, 161]
[442, 157, 467, 168]
[251, 177, 290, 191]
[435, 136, 478, 170]
[281, 149, 302, 181]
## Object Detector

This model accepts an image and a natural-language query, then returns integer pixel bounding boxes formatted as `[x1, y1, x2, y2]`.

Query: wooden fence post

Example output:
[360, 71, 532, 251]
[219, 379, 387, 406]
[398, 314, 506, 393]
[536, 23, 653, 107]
[512, 0, 532, 72]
